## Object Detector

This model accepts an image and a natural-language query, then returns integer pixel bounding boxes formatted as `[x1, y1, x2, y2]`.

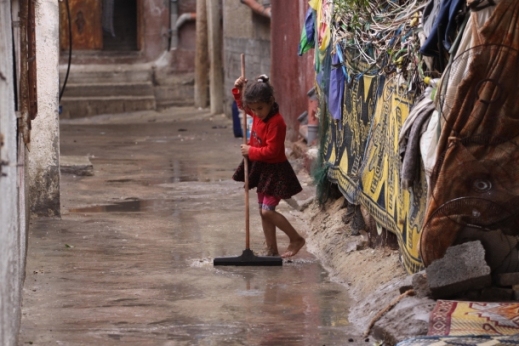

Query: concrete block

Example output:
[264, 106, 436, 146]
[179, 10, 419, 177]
[496, 272, 519, 287]
[411, 272, 432, 298]
[60, 156, 94, 176]
[350, 275, 436, 345]
[371, 296, 436, 345]
[426, 241, 491, 299]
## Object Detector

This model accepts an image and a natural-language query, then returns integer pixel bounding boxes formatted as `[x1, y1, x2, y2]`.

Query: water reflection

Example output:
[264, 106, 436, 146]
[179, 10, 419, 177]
[209, 262, 355, 345]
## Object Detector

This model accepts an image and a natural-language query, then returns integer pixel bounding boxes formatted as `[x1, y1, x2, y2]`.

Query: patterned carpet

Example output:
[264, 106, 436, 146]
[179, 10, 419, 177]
[428, 300, 519, 336]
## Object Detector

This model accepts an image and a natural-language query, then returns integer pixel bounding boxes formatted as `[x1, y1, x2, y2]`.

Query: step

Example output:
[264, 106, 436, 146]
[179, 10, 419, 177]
[154, 85, 194, 108]
[60, 96, 156, 119]
[59, 65, 152, 84]
[61, 82, 154, 98]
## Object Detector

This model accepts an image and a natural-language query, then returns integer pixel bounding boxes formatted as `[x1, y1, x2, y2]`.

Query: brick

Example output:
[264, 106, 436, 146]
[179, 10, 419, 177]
[426, 241, 491, 299]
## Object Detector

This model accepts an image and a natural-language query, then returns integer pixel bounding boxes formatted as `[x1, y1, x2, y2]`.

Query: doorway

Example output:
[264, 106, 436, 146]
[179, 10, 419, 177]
[102, 0, 138, 51]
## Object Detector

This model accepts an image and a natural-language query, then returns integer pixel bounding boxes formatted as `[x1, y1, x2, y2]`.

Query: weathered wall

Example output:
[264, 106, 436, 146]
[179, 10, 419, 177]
[169, 0, 197, 72]
[0, 1, 24, 344]
[28, 0, 61, 216]
[222, 0, 271, 117]
[59, 0, 196, 70]
[142, 0, 171, 61]
[271, 0, 315, 141]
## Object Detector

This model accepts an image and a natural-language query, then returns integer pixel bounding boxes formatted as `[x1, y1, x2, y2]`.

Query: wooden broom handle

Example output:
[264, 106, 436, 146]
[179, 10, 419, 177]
[241, 54, 250, 250]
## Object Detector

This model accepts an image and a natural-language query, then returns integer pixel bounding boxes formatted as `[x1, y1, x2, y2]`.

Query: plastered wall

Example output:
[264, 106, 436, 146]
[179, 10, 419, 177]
[0, 1, 24, 344]
[28, 0, 61, 216]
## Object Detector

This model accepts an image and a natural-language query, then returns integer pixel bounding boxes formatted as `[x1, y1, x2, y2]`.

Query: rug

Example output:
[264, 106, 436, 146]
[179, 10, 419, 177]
[429, 300, 519, 336]
[398, 335, 519, 346]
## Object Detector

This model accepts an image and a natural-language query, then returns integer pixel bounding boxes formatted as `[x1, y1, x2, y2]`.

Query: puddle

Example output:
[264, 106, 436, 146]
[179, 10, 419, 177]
[170, 175, 198, 183]
[106, 179, 133, 183]
[69, 200, 143, 213]
[69, 199, 177, 213]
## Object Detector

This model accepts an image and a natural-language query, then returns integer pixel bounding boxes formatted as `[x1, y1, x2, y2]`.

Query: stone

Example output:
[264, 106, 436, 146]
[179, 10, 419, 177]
[60, 156, 94, 176]
[411, 272, 432, 298]
[496, 272, 519, 287]
[371, 295, 436, 345]
[350, 275, 436, 345]
[426, 241, 491, 299]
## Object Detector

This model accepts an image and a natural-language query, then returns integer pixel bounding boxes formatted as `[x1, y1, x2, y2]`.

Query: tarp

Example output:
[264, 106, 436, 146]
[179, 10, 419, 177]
[420, 0, 519, 266]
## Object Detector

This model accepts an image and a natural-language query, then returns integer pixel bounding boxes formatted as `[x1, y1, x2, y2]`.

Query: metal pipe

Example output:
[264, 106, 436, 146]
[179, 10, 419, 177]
[240, 0, 271, 18]
[175, 12, 196, 30]
[169, 0, 179, 50]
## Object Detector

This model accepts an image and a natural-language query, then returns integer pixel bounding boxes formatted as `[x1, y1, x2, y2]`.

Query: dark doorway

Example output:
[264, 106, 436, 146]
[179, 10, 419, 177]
[102, 0, 138, 51]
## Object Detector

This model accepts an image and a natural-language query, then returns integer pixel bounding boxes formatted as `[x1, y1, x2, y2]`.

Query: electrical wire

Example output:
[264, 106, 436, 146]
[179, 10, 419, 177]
[59, 0, 72, 101]
[333, 0, 429, 88]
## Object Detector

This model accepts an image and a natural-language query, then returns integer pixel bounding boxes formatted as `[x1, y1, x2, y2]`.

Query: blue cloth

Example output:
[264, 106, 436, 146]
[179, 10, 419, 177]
[232, 101, 243, 138]
[419, 0, 465, 57]
[335, 44, 348, 80]
[328, 51, 345, 121]
[317, 44, 332, 96]
[298, 7, 316, 56]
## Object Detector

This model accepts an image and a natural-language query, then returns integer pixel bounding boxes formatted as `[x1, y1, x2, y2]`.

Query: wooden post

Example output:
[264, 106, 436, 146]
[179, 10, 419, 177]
[194, 0, 208, 108]
[240, 54, 250, 250]
[205, 0, 223, 114]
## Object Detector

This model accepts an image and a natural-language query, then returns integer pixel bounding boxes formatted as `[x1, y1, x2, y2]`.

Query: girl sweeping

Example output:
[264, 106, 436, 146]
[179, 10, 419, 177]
[232, 74, 305, 258]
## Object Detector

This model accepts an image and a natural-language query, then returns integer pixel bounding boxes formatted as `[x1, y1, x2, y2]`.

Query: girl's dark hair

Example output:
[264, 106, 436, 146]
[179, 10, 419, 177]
[243, 74, 274, 105]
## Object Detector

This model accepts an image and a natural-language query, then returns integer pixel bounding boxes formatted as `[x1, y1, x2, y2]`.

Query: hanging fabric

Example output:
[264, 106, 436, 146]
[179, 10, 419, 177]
[298, 6, 316, 56]
[102, 0, 116, 37]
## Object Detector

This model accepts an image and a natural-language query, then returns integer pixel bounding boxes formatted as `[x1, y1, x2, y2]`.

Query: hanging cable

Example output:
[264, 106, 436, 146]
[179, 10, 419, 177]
[59, 0, 72, 101]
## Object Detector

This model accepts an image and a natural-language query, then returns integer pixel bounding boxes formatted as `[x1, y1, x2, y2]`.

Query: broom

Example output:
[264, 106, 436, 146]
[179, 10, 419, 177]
[213, 54, 283, 266]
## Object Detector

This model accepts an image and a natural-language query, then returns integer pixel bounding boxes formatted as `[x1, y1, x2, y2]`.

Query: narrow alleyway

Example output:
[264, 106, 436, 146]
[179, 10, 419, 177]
[18, 108, 360, 345]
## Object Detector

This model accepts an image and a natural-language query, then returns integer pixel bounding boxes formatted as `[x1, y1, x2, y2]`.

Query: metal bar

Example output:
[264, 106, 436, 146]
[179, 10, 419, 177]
[19, 0, 31, 144]
[27, 0, 37, 121]
[241, 54, 250, 250]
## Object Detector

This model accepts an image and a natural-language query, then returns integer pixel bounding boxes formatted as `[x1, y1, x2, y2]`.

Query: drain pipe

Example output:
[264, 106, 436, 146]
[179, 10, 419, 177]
[170, 0, 196, 51]
[169, 0, 179, 50]
[176, 12, 196, 31]
[240, 0, 271, 18]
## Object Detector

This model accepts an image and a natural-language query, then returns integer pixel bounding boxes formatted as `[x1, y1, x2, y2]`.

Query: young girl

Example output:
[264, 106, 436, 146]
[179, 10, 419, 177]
[232, 74, 305, 258]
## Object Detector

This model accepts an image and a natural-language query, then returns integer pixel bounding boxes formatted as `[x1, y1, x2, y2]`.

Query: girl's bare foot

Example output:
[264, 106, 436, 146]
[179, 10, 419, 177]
[262, 246, 279, 257]
[281, 237, 305, 258]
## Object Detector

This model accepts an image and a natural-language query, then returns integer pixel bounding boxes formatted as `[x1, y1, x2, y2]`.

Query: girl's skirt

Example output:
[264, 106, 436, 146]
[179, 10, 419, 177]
[232, 159, 302, 199]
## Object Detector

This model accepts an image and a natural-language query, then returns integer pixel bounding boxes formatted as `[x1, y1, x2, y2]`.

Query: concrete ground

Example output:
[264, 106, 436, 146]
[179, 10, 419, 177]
[18, 108, 368, 345]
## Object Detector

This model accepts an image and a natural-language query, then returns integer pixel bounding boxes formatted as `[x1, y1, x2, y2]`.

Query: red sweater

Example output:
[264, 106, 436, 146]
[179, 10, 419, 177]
[232, 88, 287, 163]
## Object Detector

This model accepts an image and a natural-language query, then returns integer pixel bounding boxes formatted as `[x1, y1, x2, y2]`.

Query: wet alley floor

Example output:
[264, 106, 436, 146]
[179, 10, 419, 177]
[19, 108, 362, 345]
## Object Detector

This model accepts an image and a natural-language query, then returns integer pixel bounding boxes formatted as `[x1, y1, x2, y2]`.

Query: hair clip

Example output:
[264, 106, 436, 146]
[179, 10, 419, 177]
[257, 74, 269, 82]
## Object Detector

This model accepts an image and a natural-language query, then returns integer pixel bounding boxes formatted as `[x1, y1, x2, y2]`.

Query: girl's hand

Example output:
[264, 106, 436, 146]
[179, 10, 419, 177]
[234, 77, 247, 90]
[240, 144, 250, 156]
